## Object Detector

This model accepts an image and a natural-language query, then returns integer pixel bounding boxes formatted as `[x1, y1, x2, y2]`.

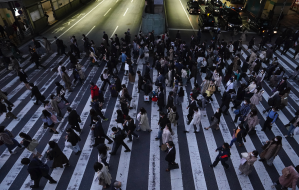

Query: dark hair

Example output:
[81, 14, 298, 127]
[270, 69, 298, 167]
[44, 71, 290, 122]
[167, 141, 174, 147]
[42, 110, 51, 118]
[93, 117, 99, 121]
[251, 109, 257, 116]
[194, 107, 198, 112]
[252, 150, 258, 157]
[112, 127, 117, 132]
[90, 82, 95, 86]
[93, 162, 103, 172]
[223, 143, 230, 149]
[140, 107, 146, 114]
[21, 158, 31, 165]
[0, 126, 5, 132]
[172, 106, 177, 112]
[48, 141, 56, 148]
[125, 115, 131, 120]
[67, 107, 72, 112]
[274, 136, 282, 144]
[238, 123, 244, 129]
[169, 91, 173, 96]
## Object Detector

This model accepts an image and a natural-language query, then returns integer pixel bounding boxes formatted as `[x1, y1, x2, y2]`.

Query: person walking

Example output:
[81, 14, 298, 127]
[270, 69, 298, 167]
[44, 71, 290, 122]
[137, 71, 143, 93]
[92, 117, 113, 147]
[17, 68, 31, 90]
[61, 67, 72, 92]
[162, 123, 174, 146]
[261, 107, 279, 132]
[65, 128, 81, 155]
[204, 108, 222, 131]
[109, 127, 131, 155]
[32, 38, 43, 56]
[244, 109, 259, 133]
[157, 86, 165, 112]
[259, 136, 282, 166]
[55, 81, 70, 105]
[101, 69, 111, 91]
[138, 107, 151, 132]
[123, 116, 139, 142]
[165, 141, 178, 172]
[0, 97, 17, 119]
[229, 124, 247, 147]
[90, 82, 99, 101]
[41, 110, 59, 134]
[21, 157, 57, 188]
[91, 96, 109, 121]
[0, 126, 23, 154]
[168, 106, 178, 127]
[272, 165, 299, 190]
[47, 141, 70, 168]
[97, 144, 109, 167]
[238, 150, 258, 176]
[94, 162, 112, 189]
[156, 112, 170, 140]
[54, 36, 67, 56]
[233, 98, 251, 124]
[67, 107, 82, 133]
[187, 94, 197, 124]
[210, 143, 231, 169]
[19, 132, 41, 158]
[184, 107, 201, 133]
[50, 94, 62, 118]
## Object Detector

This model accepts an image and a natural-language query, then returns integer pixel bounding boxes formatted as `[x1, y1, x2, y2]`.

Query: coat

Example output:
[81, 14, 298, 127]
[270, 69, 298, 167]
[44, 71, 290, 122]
[17, 70, 28, 83]
[168, 110, 177, 126]
[31, 86, 42, 99]
[90, 85, 99, 99]
[50, 98, 60, 115]
[67, 132, 81, 146]
[165, 147, 176, 163]
[48, 142, 69, 168]
[68, 110, 81, 125]
[139, 113, 150, 131]
[62, 72, 72, 91]
[245, 114, 259, 131]
[250, 90, 263, 105]
[239, 152, 257, 175]
[260, 140, 282, 160]
[94, 120, 105, 137]
[162, 128, 173, 144]
[248, 52, 257, 65]
[158, 92, 165, 107]
[279, 166, 299, 190]
[166, 95, 174, 109]
[27, 157, 48, 179]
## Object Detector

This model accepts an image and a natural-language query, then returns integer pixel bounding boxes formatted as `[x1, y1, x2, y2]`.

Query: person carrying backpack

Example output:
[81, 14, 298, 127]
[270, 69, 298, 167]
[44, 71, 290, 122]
[109, 127, 131, 155]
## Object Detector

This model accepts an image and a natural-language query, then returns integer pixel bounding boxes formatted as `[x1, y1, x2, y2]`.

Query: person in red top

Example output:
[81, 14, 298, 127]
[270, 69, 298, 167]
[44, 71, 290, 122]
[90, 82, 99, 100]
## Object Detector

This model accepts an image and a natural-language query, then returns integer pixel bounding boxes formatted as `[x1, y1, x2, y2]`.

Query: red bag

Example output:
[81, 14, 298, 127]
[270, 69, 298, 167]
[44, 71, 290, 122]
[152, 96, 158, 102]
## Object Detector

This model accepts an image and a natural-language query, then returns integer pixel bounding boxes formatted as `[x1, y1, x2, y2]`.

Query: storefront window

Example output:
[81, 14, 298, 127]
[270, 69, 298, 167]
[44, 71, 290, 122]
[51, 0, 70, 9]
[30, 10, 41, 21]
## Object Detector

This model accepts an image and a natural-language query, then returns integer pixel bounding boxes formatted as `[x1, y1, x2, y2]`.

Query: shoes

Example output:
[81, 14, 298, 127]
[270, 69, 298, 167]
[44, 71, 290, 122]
[54, 131, 59, 134]
[65, 163, 70, 167]
[49, 180, 57, 184]
[124, 149, 131, 152]
[155, 137, 160, 140]
[204, 128, 208, 130]
[209, 164, 214, 168]
[75, 150, 81, 155]
[10, 151, 17, 155]
[127, 140, 132, 142]
[262, 110, 266, 114]
[108, 141, 113, 144]
[194, 131, 199, 133]
[183, 130, 189, 133]
[109, 152, 115, 155]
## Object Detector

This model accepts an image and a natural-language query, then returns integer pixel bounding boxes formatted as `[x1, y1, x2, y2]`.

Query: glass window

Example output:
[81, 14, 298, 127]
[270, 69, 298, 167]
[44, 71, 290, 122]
[30, 10, 41, 22]
[51, 0, 59, 10]
[38, 4, 44, 17]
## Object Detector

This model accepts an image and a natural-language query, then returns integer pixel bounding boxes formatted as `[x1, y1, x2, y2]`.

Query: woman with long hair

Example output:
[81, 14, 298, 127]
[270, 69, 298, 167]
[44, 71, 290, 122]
[138, 107, 151, 132]
[94, 162, 112, 189]
[42, 109, 59, 134]
[259, 136, 282, 166]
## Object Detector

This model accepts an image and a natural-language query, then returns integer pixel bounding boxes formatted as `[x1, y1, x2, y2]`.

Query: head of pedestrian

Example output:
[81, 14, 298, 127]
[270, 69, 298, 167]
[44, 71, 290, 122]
[29, 83, 34, 87]
[114, 181, 122, 188]
[31, 38, 35, 42]
[48, 141, 56, 149]
[90, 82, 95, 87]
[273, 136, 282, 144]
[137, 71, 141, 75]
[193, 107, 198, 112]
[160, 112, 165, 117]
[222, 143, 230, 149]
[166, 141, 174, 149]
[237, 123, 244, 130]
[21, 158, 31, 165]
[243, 99, 250, 105]
[66, 128, 74, 134]
[125, 116, 131, 121]
[251, 150, 258, 157]
[112, 127, 118, 132]
[93, 117, 99, 123]
[93, 162, 103, 172]
[67, 107, 72, 113]
[272, 107, 278, 112]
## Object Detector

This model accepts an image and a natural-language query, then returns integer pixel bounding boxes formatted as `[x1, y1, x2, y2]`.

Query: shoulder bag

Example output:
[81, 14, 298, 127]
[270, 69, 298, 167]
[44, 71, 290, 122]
[26, 139, 39, 151]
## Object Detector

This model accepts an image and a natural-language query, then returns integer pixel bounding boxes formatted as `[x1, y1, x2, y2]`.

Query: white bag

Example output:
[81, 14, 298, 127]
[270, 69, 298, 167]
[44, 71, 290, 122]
[144, 95, 150, 102]
[241, 152, 248, 158]
[294, 127, 299, 135]
[65, 141, 72, 149]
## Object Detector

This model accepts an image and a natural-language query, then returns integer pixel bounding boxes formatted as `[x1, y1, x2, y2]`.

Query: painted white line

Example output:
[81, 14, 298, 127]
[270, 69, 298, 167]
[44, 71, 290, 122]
[188, 81, 230, 190]
[104, 8, 111, 16]
[66, 63, 123, 190]
[165, 85, 184, 190]
[177, 0, 195, 30]
[123, 8, 129, 16]
[86, 26, 96, 36]
[51, 0, 106, 43]
[110, 26, 119, 38]
[148, 69, 160, 190]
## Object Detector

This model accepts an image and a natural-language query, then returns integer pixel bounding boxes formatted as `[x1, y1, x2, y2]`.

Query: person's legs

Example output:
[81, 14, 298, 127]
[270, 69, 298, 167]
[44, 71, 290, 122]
[234, 114, 241, 122]
[33, 177, 42, 187]
[121, 141, 130, 151]
[229, 138, 237, 147]
[61, 94, 69, 103]
[103, 134, 113, 143]
[287, 123, 296, 136]
[212, 156, 220, 167]
[131, 131, 138, 138]
[110, 143, 121, 154]
[221, 160, 229, 169]
[98, 110, 107, 120]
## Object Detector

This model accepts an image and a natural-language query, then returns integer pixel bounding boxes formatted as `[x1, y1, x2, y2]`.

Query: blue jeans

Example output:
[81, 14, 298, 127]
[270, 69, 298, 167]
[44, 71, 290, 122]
[229, 138, 237, 147]
[287, 124, 296, 136]
[157, 127, 162, 139]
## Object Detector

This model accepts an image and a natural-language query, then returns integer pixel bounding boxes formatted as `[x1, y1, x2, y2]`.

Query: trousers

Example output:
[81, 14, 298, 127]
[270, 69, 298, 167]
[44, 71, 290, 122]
[111, 141, 130, 154]
[33, 174, 54, 187]
[212, 156, 229, 169]
[71, 143, 81, 153]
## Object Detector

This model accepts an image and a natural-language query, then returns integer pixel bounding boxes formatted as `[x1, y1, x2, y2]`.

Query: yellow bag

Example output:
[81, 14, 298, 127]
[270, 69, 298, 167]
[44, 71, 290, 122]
[205, 90, 211, 97]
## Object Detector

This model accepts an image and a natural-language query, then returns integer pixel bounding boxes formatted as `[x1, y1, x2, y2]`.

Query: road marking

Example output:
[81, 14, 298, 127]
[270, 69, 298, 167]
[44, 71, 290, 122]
[86, 26, 95, 36]
[51, 0, 105, 44]
[177, 0, 195, 30]
[123, 8, 129, 16]
[110, 26, 119, 38]
[168, 28, 197, 31]
[104, 8, 111, 16]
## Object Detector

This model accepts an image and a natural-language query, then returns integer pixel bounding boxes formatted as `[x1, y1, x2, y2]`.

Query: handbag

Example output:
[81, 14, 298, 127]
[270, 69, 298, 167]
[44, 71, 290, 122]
[240, 158, 247, 165]
[160, 144, 167, 151]
[234, 109, 240, 115]
[144, 95, 150, 102]
[169, 162, 179, 170]
[241, 152, 248, 158]
[26, 139, 39, 151]
[50, 114, 59, 124]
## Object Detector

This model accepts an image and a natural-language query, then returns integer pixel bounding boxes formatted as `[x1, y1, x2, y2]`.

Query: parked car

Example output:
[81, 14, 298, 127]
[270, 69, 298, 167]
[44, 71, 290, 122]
[219, 8, 243, 31]
[187, 1, 201, 14]
[207, 0, 223, 15]
[198, 12, 218, 31]
[247, 13, 278, 35]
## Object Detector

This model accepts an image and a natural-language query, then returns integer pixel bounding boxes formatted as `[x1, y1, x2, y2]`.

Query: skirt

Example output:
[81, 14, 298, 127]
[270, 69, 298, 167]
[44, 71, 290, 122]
[129, 73, 135, 83]
[239, 163, 253, 176]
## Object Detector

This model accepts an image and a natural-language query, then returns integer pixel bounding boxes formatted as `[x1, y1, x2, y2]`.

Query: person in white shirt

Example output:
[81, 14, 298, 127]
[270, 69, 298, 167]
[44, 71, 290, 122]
[225, 78, 234, 92]
[57, 62, 63, 78]
[184, 107, 201, 133]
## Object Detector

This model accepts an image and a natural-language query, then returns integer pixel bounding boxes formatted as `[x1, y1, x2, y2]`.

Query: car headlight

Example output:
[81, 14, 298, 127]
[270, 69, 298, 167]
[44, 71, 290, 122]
[240, 25, 243, 28]
[204, 27, 210, 29]
[214, 27, 218, 30]
[214, 10, 219, 12]
[274, 31, 277, 34]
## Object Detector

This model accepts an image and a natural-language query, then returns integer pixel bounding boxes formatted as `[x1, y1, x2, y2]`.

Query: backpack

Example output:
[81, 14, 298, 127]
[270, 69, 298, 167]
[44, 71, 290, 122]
[267, 97, 274, 107]
[100, 74, 104, 81]
[175, 112, 179, 120]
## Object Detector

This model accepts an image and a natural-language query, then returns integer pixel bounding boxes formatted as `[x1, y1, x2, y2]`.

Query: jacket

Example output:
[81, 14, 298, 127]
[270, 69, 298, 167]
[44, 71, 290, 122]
[165, 147, 176, 163]
[168, 110, 177, 124]
[239, 103, 251, 117]
[276, 80, 287, 92]
[27, 157, 47, 179]
[260, 140, 282, 160]
[158, 116, 170, 130]
[138, 75, 143, 87]
[191, 111, 201, 125]
[18, 70, 28, 83]
[158, 92, 165, 107]
[279, 166, 299, 190]
[188, 101, 197, 116]
[31, 86, 42, 98]
[91, 101, 102, 114]
[90, 85, 99, 99]
[221, 91, 231, 106]
[67, 132, 81, 146]
[215, 146, 230, 161]
[113, 129, 125, 143]
[94, 120, 105, 137]
[68, 110, 81, 125]
[244, 152, 257, 166]
[166, 95, 174, 109]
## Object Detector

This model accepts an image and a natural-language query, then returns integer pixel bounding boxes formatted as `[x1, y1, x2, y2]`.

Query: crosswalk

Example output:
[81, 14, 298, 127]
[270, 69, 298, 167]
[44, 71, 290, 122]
[0, 42, 299, 190]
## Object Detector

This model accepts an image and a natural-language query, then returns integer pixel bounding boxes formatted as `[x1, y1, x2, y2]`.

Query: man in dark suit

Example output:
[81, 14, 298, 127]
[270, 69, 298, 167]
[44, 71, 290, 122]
[123, 116, 139, 142]
[137, 71, 144, 93]
[220, 89, 234, 115]
[21, 157, 57, 188]
[187, 95, 197, 124]
[91, 97, 109, 121]
[210, 143, 230, 169]
[157, 86, 165, 111]
[165, 141, 177, 172]
[166, 91, 174, 110]
[67, 107, 82, 132]
[29, 83, 45, 105]
[145, 62, 151, 75]
[92, 117, 113, 146]
[113, 76, 122, 93]
[54, 36, 67, 55]
[109, 127, 131, 155]
[155, 112, 170, 140]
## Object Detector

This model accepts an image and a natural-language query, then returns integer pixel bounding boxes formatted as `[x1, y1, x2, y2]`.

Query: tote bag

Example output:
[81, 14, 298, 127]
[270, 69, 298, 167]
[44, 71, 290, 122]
[26, 139, 39, 151]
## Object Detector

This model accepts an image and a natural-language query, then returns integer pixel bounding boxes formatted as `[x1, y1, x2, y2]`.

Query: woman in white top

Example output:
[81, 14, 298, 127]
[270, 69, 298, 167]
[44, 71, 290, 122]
[94, 162, 112, 189]
[138, 107, 151, 132]
[225, 78, 234, 92]
[246, 81, 257, 98]
[256, 69, 266, 87]
[162, 123, 174, 145]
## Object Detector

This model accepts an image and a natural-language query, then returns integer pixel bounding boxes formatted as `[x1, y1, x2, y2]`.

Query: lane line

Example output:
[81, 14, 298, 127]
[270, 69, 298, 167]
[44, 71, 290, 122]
[86, 26, 96, 36]
[123, 8, 129, 16]
[51, 0, 106, 43]
[110, 26, 119, 38]
[104, 8, 111, 16]
[177, 0, 195, 30]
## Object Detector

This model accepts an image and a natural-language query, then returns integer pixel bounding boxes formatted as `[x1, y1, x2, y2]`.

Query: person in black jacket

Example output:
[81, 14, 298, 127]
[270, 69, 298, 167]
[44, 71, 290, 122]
[55, 81, 70, 104]
[115, 109, 124, 125]
[120, 98, 129, 116]
[137, 71, 144, 93]
[92, 117, 113, 147]
[165, 141, 177, 172]
[47, 141, 70, 168]
[66, 128, 81, 155]
[17, 68, 31, 90]
[67, 107, 82, 132]
[91, 97, 109, 121]
[54, 36, 67, 55]
[123, 116, 139, 142]
[21, 157, 57, 188]
[187, 95, 197, 125]
[210, 143, 231, 169]
[229, 124, 247, 147]
[157, 86, 165, 111]
[166, 91, 174, 111]
[113, 76, 122, 93]
[156, 112, 170, 140]
[275, 77, 287, 92]
[220, 89, 234, 115]
[29, 83, 45, 105]
[263, 91, 284, 113]
[30, 51, 45, 69]
[109, 127, 131, 155]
